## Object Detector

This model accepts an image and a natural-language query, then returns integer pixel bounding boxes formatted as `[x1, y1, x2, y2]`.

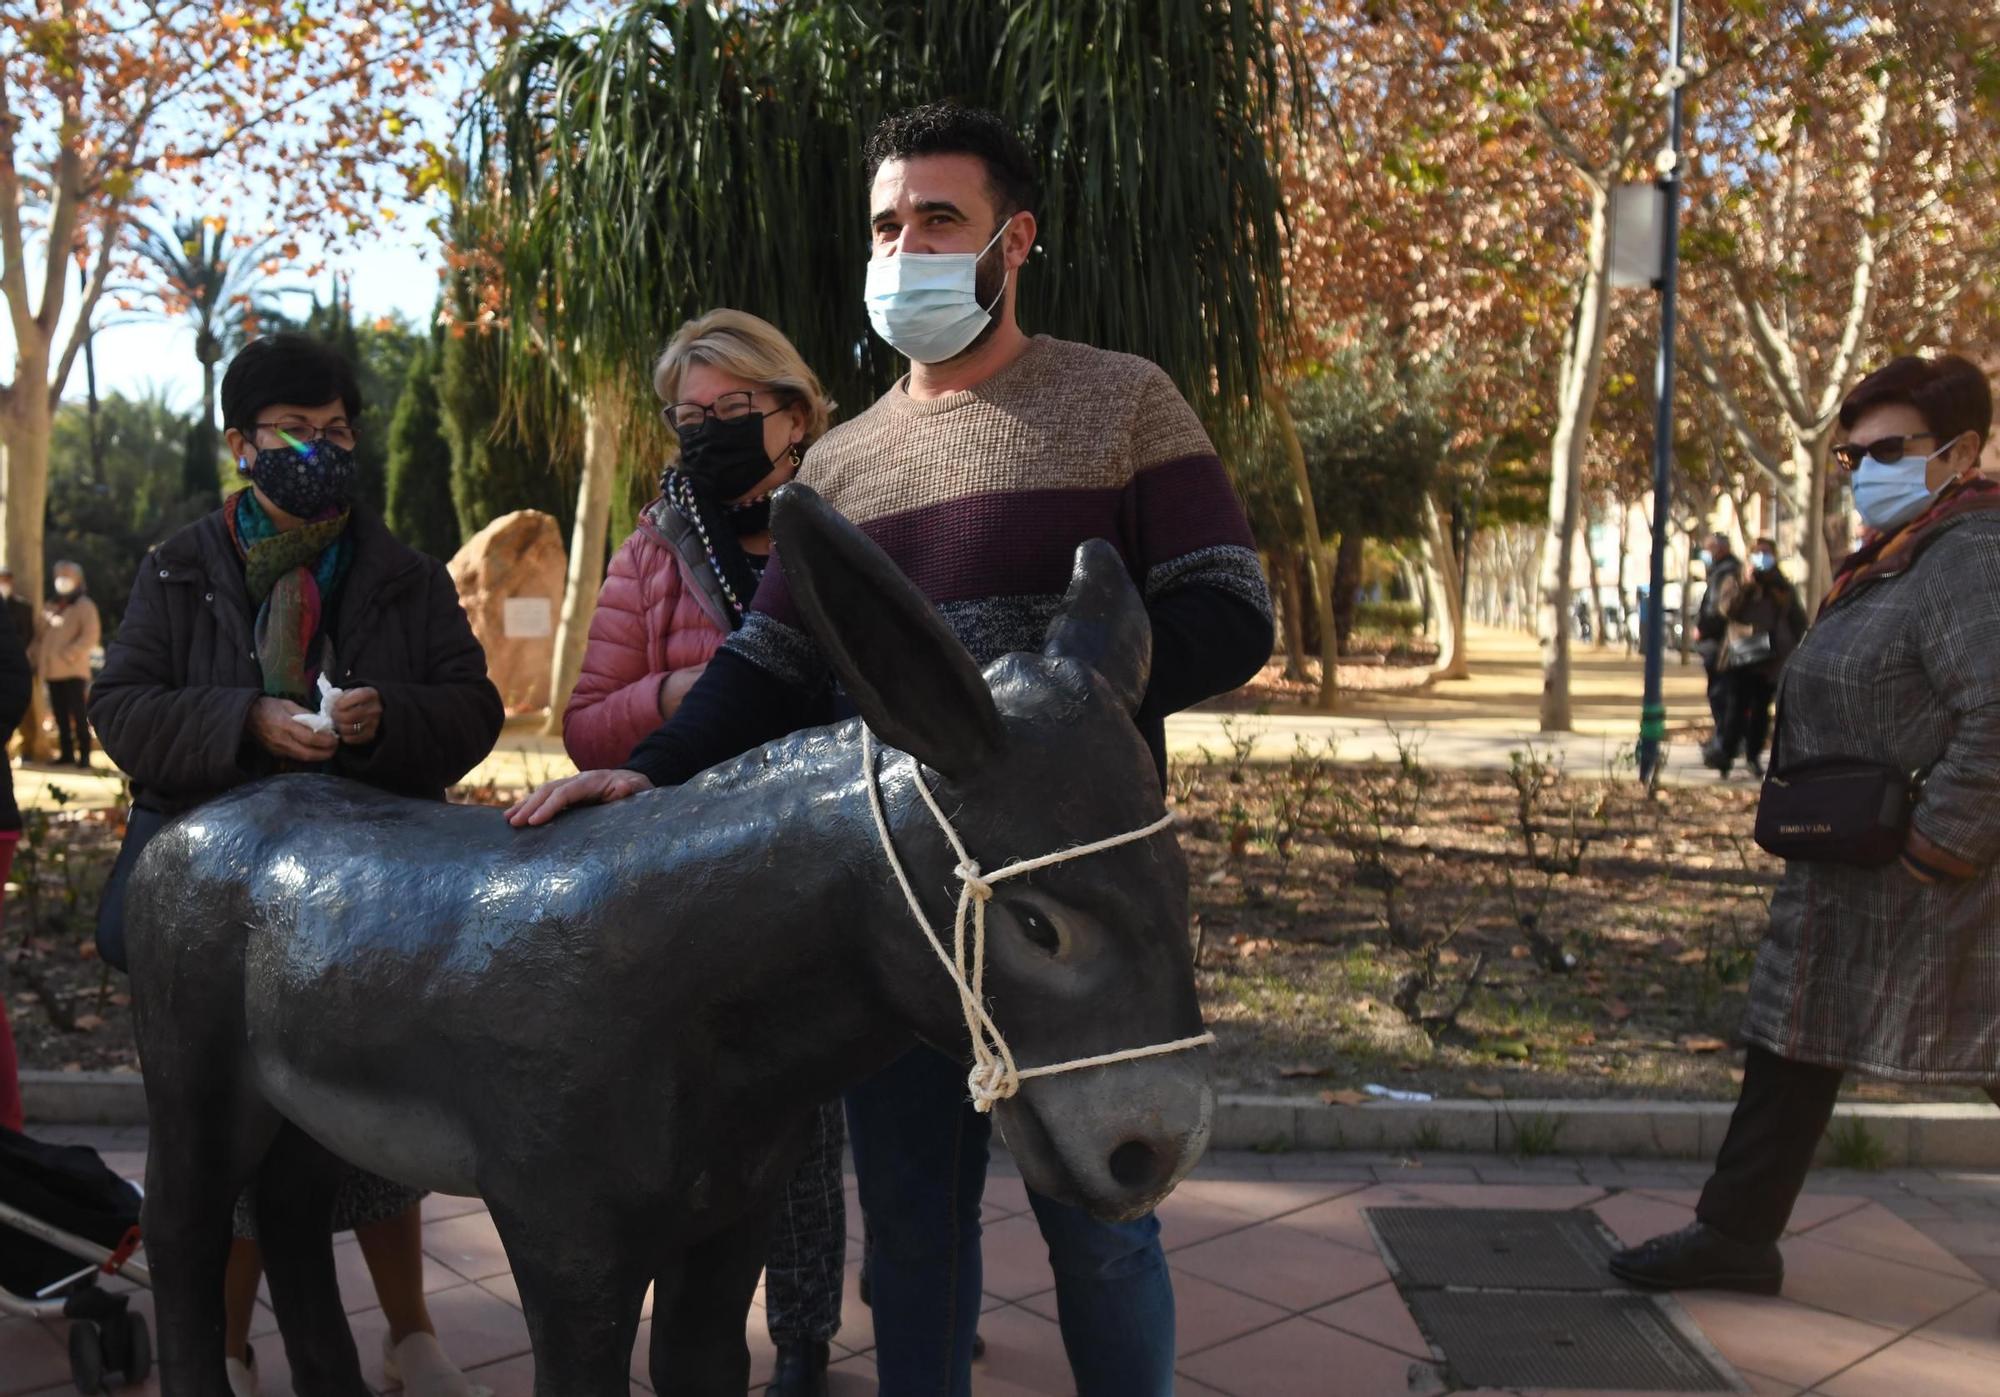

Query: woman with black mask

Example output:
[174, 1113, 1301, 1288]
[562, 309, 847, 1397]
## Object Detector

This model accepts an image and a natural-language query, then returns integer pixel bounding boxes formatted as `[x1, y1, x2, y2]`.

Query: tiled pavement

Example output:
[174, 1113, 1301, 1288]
[6, 1130, 1999, 1395]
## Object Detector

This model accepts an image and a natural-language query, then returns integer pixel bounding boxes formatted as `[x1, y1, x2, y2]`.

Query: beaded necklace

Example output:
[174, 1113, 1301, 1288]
[664, 469, 770, 626]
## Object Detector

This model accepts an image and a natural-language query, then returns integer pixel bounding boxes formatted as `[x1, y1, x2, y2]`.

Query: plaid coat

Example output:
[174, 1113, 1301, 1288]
[1744, 511, 2000, 1082]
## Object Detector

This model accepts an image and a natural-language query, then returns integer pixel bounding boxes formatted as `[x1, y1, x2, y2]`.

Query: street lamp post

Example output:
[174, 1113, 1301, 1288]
[1637, 0, 1688, 787]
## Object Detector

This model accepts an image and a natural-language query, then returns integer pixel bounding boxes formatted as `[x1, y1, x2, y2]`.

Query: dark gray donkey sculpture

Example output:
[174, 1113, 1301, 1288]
[129, 484, 1213, 1397]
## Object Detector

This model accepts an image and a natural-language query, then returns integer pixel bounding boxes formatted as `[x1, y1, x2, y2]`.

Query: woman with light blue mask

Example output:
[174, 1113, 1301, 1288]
[1613, 353, 2000, 1298]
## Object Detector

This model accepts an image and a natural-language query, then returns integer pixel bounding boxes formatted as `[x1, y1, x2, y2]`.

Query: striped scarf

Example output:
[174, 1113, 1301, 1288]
[226, 488, 353, 703]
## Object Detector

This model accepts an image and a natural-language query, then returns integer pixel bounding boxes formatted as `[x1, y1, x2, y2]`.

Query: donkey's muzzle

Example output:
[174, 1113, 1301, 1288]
[997, 1054, 1214, 1221]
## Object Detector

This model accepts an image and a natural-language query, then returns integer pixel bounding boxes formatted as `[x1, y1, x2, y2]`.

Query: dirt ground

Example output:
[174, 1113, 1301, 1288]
[5, 724, 1971, 1106]
[1176, 743, 1980, 1105]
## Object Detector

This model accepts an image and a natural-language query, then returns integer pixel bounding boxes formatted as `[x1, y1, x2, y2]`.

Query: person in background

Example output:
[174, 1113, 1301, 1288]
[562, 308, 850, 1397]
[0, 611, 33, 1131]
[1711, 536, 1807, 779]
[90, 332, 504, 1397]
[1611, 353, 2000, 1295]
[1694, 531, 1741, 771]
[0, 569, 35, 750]
[32, 560, 99, 768]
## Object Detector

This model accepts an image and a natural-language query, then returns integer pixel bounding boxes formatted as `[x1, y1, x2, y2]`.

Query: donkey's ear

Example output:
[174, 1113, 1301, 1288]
[770, 484, 1003, 778]
[1042, 540, 1151, 714]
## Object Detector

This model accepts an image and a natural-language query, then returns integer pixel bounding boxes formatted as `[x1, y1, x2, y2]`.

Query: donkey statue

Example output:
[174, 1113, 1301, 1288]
[129, 484, 1213, 1397]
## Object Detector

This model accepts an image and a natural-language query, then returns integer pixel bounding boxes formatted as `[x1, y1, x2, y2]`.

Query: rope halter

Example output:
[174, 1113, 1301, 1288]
[861, 727, 1216, 1112]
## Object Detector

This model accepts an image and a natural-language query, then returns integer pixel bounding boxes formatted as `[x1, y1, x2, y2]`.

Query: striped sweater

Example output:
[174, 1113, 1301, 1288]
[625, 335, 1273, 786]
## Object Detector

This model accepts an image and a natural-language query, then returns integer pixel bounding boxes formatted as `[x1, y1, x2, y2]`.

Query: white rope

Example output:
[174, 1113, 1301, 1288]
[861, 727, 1215, 1112]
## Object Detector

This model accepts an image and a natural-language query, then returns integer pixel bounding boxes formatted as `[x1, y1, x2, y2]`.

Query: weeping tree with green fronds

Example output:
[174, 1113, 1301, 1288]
[482, 0, 1296, 722]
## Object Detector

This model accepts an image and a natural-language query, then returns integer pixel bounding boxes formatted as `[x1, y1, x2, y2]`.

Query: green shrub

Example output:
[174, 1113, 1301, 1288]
[1354, 601, 1423, 636]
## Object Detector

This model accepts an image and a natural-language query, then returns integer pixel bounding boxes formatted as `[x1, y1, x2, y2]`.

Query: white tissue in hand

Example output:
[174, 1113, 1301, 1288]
[290, 674, 345, 734]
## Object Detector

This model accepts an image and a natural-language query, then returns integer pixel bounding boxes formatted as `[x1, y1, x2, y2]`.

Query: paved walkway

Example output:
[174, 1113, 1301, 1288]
[7, 1129, 1996, 1396]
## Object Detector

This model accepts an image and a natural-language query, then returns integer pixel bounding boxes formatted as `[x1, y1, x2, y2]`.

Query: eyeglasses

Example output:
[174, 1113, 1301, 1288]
[1831, 433, 1935, 472]
[662, 390, 766, 433]
[255, 419, 358, 452]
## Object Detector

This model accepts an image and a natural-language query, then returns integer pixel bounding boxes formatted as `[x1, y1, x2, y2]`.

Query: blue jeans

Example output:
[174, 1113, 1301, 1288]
[846, 1045, 1175, 1397]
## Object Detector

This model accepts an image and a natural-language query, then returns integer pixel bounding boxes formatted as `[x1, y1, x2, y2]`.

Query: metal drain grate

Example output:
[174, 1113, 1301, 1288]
[1405, 1291, 1741, 1392]
[1366, 1206, 1620, 1290]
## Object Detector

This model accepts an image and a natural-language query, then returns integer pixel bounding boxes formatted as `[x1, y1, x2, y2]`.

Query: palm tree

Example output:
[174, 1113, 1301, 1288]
[482, 0, 1298, 720]
[132, 219, 295, 499]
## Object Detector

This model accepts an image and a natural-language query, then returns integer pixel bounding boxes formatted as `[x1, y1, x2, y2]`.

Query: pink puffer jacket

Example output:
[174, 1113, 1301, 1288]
[563, 499, 733, 771]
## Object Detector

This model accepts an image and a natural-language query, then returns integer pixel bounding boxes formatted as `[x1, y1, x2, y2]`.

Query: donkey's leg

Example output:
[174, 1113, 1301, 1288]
[487, 1192, 652, 1397]
[141, 1082, 280, 1397]
[252, 1124, 368, 1397]
[649, 1210, 771, 1397]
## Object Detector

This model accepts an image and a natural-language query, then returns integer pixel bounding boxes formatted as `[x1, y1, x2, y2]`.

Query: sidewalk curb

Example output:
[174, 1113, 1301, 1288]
[25, 1072, 2000, 1168]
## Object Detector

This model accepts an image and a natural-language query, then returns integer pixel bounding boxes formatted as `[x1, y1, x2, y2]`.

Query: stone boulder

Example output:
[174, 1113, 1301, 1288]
[448, 510, 567, 715]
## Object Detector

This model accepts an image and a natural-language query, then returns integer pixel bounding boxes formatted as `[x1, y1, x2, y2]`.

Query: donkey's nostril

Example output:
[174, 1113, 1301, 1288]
[1108, 1139, 1161, 1190]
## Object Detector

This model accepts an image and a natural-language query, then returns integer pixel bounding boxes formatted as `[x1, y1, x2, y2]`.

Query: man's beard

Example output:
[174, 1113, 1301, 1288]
[939, 233, 1009, 364]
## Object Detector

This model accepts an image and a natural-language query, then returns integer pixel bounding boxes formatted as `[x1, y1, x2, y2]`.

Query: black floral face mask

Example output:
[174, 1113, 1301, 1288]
[244, 441, 358, 518]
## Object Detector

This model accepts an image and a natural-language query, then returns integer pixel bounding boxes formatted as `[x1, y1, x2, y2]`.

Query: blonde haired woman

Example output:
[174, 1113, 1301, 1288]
[564, 309, 831, 767]
[562, 309, 844, 1395]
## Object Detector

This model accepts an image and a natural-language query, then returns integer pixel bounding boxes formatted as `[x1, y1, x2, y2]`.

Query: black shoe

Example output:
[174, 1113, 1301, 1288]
[765, 1340, 829, 1397]
[1608, 1221, 1783, 1294]
[1700, 739, 1725, 771]
[1745, 754, 1764, 779]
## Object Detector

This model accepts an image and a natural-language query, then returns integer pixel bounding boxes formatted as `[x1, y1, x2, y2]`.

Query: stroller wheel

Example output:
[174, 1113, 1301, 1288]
[121, 1312, 151, 1386]
[67, 1318, 105, 1395]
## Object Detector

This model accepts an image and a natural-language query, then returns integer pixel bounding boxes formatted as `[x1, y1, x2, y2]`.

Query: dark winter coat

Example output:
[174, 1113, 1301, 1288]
[0, 611, 29, 832]
[1720, 568, 1809, 682]
[89, 503, 503, 818]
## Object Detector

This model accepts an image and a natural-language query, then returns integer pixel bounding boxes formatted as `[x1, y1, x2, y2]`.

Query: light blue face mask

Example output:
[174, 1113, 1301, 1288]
[1851, 437, 1960, 532]
[1750, 551, 1776, 572]
[863, 216, 1014, 365]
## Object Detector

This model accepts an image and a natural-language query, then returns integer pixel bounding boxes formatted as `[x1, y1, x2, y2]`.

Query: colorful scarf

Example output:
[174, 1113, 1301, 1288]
[226, 488, 353, 703]
[1818, 473, 2000, 619]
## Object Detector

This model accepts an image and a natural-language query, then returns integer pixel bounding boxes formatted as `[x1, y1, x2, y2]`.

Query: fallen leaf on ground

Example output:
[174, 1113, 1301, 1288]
[1488, 1039, 1531, 1060]
[1643, 982, 1668, 998]
[1509, 944, 1531, 959]
[71, 1013, 105, 1032]
[1679, 1035, 1729, 1054]
[1604, 998, 1633, 1021]
[1465, 1082, 1506, 1099]
[1278, 1063, 1334, 1079]
[1321, 1089, 1370, 1106]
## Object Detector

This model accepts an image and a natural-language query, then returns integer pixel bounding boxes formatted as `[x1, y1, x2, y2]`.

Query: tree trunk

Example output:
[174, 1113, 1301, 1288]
[1537, 179, 1618, 732]
[1614, 501, 1632, 654]
[544, 387, 623, 734]
[1421, 492, 1470, 681]
[1273, 542, 1307, 682]
[1332, 532, 1363, 658]
[1678, 532, 1697, 665]
[1583, 516, 1606, 649]
[1, 382, 55, 760]
[1265, 382, 1336, 711]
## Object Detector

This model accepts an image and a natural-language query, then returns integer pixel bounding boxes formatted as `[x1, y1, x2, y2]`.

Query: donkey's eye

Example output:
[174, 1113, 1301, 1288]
[1009, 902, 1063, 956]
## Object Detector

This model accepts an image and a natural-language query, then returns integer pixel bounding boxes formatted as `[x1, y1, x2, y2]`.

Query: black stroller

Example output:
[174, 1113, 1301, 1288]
[0, 1125, 151, 1392]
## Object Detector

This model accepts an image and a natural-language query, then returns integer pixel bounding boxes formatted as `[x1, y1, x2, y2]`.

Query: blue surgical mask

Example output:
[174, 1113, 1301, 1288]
[1750, 551, 1776, 572]
[1698, 548, 1715, 568]
[863, 217, 1014, 365]
[1852, 439, 1956, 532]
